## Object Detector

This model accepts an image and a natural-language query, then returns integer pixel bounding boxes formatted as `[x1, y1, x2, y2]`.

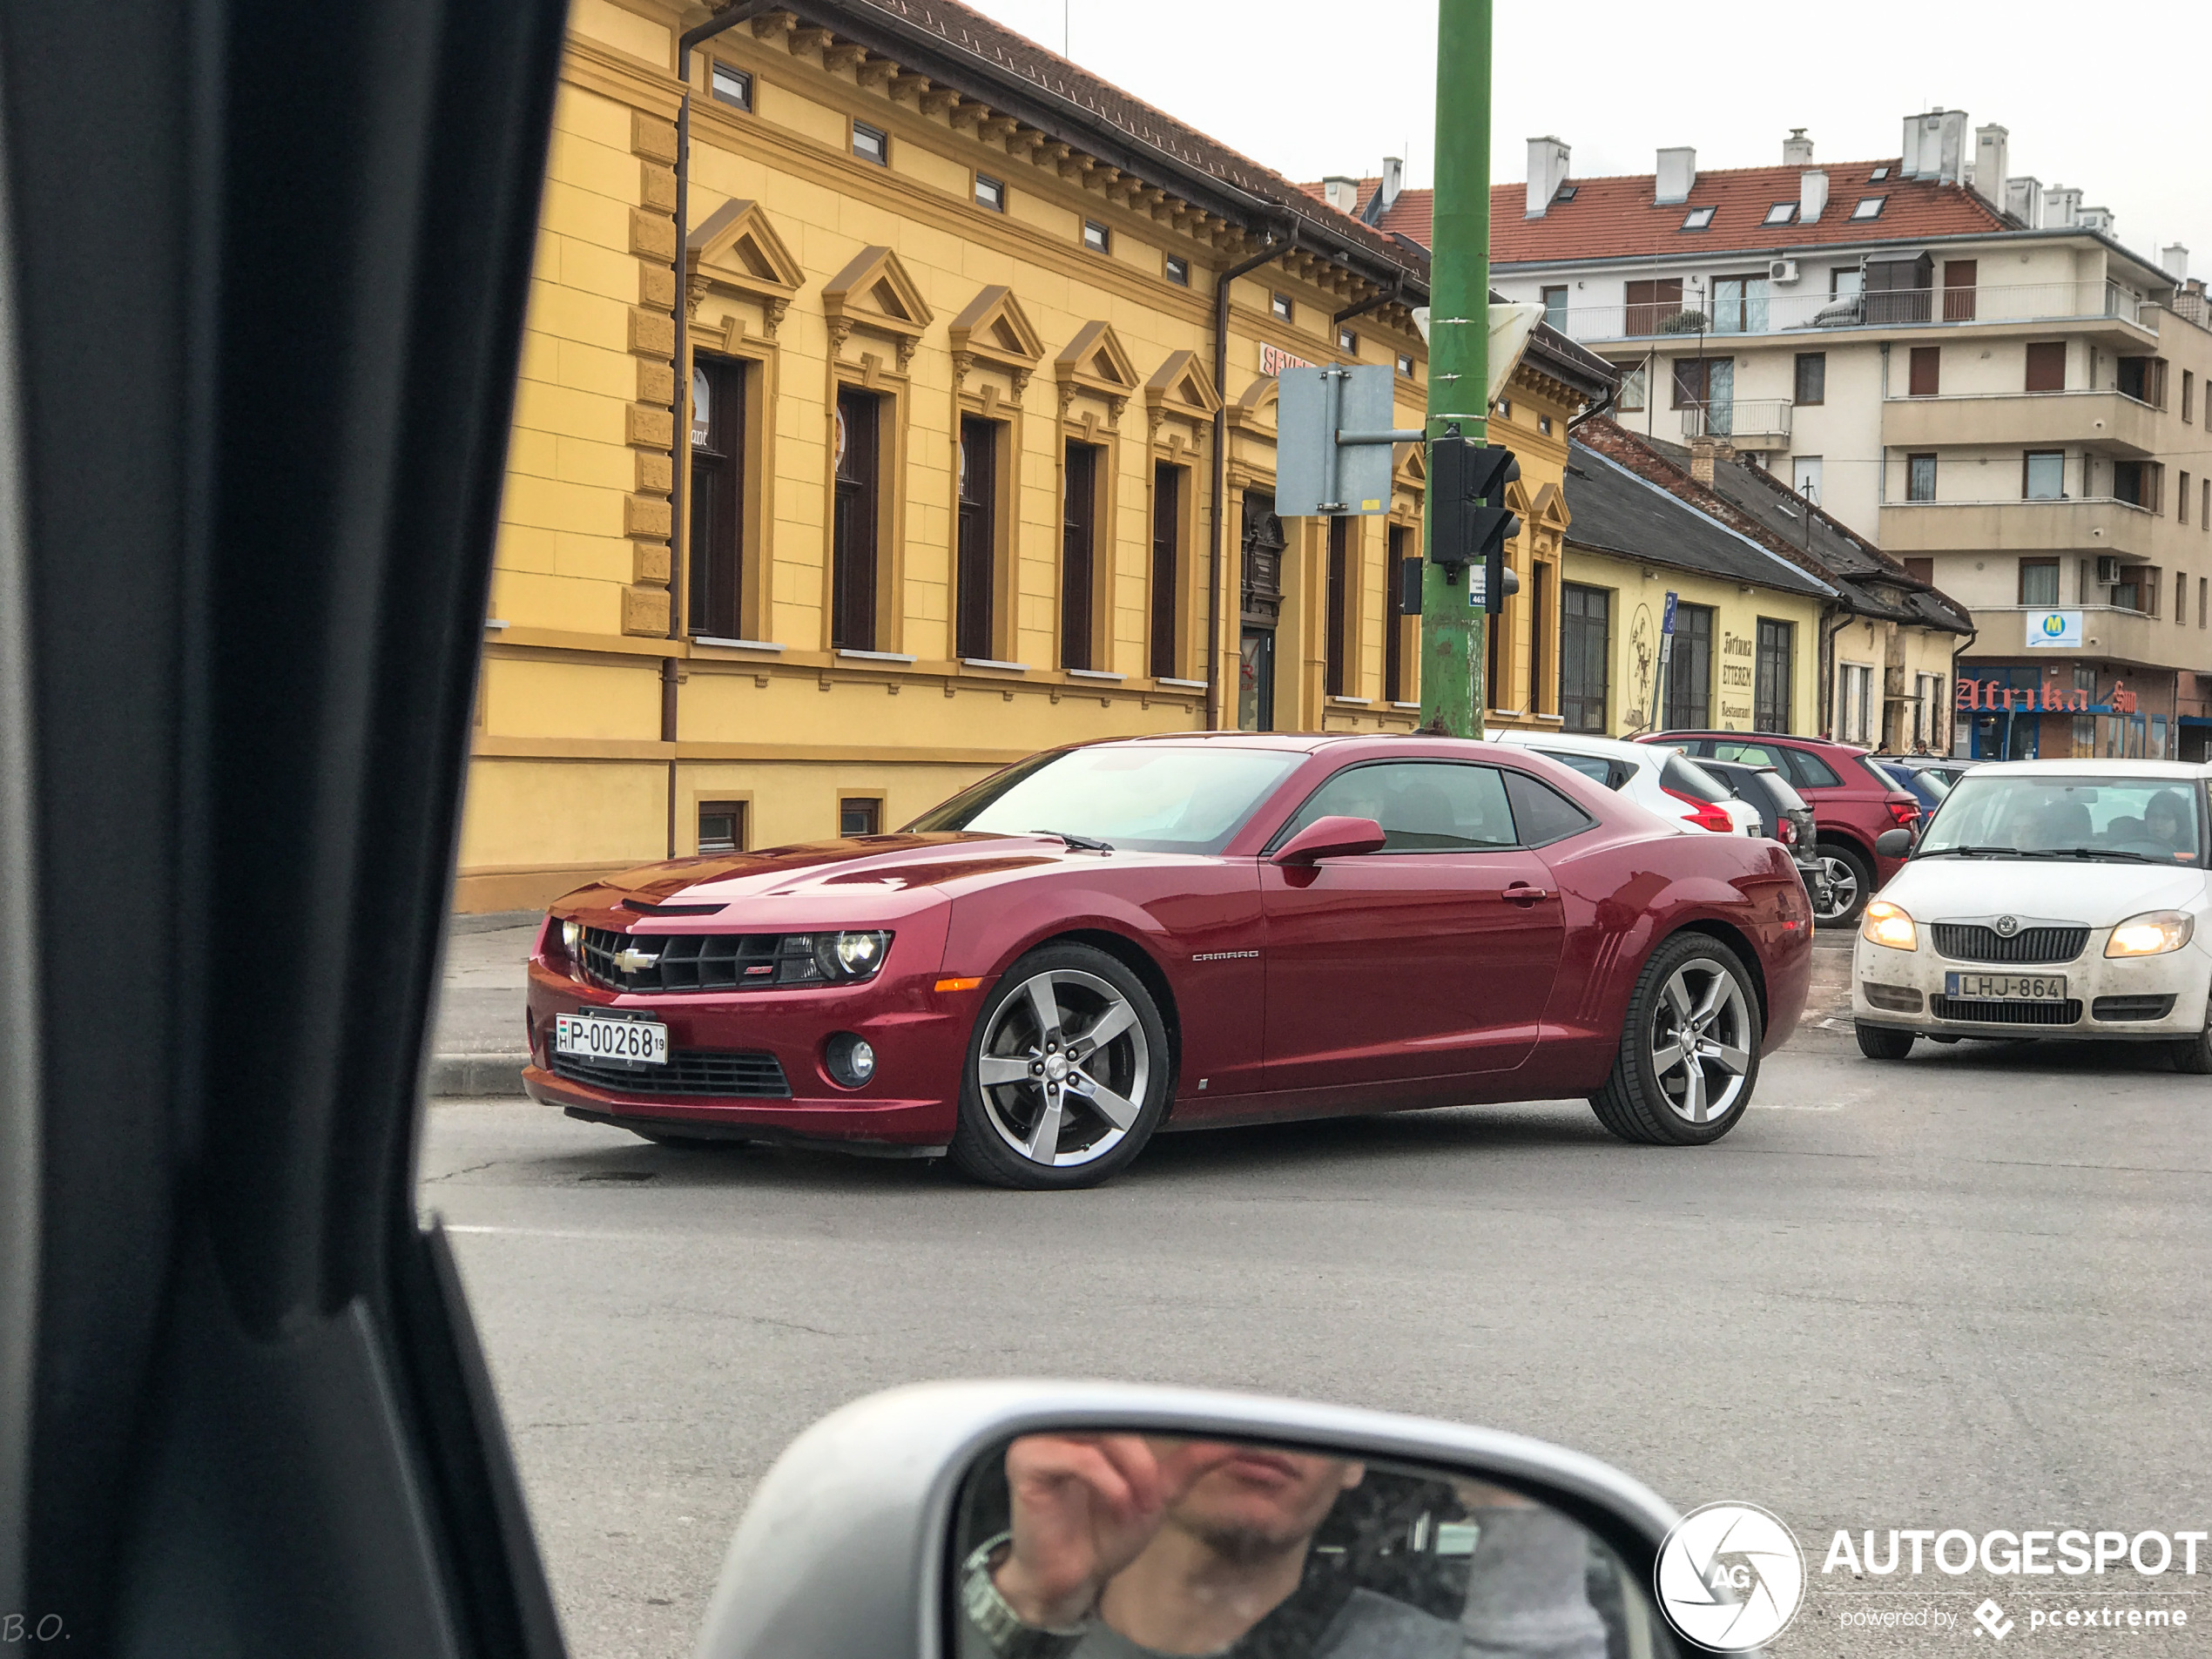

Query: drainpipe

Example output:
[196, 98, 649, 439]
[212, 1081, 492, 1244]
[664, 1, 777, 854]
[1207, 230, 1289, 731]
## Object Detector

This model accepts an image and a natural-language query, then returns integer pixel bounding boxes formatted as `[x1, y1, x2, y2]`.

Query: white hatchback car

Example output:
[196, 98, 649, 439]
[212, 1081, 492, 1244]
[1493, 729, 1761, 836]
[1852, 759, 2212, 1070]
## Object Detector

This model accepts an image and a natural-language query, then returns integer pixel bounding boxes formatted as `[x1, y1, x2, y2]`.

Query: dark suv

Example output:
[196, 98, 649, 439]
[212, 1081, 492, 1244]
[1639, 732, 1922, 925]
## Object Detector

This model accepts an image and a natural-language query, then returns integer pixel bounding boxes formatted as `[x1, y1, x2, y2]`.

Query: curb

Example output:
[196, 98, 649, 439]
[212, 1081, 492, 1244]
[429, 1053, 529, 1097]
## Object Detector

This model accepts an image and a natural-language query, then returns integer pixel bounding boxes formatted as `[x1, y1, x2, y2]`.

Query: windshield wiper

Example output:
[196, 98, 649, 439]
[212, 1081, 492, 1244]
[2035, 846, 2165, 863]
[1032, 829, 1114, 852]
[1916, 844, 2022, 859]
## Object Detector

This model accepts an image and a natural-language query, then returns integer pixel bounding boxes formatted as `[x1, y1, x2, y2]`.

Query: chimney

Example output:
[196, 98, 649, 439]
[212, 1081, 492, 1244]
[1783, 128, 1814, 166]
[1526, 136, 1569, 218]
[2161, 244, 2189, 282]
[1655, 145, 1696, 205]
[1689, 437, 1716, 485]
[2043, 185, 2081, 228]
[1322, 175, 1360, 215]
[2006, 175, 2042, 226]
[1799, 169, 1829, 224]
[2079, 205, 2114, 235]
[1377, 155, 1404, 213]
[1972, 124, 2008, 208]
[1903, 109, 1966, 184]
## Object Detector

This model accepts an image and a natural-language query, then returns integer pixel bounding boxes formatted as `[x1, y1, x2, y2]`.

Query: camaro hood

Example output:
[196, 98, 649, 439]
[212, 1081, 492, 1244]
[1882, 856, 2207, 925]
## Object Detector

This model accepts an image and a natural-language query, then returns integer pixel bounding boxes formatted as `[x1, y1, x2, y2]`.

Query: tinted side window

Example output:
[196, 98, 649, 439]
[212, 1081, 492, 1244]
[1282, 761, 1516, 852]
[1661, 753, 1730, 803]
[1785, 748, 1842, 788]
[1536, 749, 1615, 788]
[1504, 771, 1596, 846]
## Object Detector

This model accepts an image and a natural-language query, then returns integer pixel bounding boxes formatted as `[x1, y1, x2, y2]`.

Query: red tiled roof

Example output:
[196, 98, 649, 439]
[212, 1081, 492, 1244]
[1307, 162, 2011, 263]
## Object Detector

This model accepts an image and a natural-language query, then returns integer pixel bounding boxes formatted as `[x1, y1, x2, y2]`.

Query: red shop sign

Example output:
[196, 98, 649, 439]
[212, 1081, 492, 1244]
[1954, 677, 2136, 715]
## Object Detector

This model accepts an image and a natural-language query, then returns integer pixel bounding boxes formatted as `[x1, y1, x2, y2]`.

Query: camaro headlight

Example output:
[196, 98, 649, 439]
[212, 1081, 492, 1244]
[1861, 900, 1917, 951]
[560, 918, 583, 958]
[2105, 911, 2195, 959]
[774, 930, 894, 983]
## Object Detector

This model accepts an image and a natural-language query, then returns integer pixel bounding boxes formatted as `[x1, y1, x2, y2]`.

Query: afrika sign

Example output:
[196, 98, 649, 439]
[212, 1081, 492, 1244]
[1955, 677, 2136, 715]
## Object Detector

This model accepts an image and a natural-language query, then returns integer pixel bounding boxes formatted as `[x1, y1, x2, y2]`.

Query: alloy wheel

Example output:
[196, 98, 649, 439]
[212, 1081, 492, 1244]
[1649, 958, 1754, 1123]
[975, 968, 1150, 1169]
[1813, 854, 1859, 921]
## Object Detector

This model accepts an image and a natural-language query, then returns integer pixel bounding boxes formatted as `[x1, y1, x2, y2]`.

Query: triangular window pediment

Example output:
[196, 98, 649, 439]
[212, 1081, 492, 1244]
[686, 198, 805, 303]
[1143, 350, 1222, 425]
[949, 285, 1044, 374]
[1055, 320, 1141, 416]
[823, 246, 934, 349]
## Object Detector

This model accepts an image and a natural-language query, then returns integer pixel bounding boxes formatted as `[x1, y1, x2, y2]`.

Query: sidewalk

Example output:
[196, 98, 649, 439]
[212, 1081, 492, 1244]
[428, 910, 537, 1096]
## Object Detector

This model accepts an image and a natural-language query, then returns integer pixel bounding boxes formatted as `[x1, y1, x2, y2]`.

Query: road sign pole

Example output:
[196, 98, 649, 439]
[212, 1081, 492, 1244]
[1420, 0, 1492, 738]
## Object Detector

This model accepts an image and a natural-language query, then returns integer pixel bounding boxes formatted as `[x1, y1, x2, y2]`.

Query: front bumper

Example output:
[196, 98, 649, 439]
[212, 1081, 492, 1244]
[1851, 929, 2212, 1040]
[522, 958, 974, 1146]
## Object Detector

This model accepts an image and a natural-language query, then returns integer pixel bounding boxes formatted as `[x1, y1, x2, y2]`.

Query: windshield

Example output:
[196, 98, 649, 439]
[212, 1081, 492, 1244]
[1919, 773, 2207, 865]
[907, 745, 1304, 854]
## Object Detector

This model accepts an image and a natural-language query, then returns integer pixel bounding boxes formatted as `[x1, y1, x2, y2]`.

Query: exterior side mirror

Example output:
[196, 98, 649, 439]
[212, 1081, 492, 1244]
[1272, 815, 1387, 865]
[692, 1381, 1698, 1659]
[1874, 827, 1912, 858]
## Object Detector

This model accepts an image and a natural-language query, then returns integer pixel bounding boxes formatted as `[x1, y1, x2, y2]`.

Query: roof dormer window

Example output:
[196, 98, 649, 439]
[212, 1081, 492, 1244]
[1851, 196, 1887, 220]
[1681, 206, 1716, 231]
[1869, 165, 1891, 181]
[1764, 202, 1795, 226]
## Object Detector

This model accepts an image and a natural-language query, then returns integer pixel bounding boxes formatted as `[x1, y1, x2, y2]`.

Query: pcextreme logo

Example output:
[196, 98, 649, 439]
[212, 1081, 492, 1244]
[1655, 1502, 1807, 1651]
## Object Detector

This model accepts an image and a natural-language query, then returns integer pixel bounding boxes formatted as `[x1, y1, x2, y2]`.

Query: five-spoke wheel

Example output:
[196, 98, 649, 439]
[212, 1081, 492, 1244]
[950, 943, 1170, 1188]
[1590, 933, 1762, 1145]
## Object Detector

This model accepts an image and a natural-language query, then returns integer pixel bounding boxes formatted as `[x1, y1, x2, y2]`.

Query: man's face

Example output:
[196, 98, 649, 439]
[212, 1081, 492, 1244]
[1157, 1440, 1363, 1556]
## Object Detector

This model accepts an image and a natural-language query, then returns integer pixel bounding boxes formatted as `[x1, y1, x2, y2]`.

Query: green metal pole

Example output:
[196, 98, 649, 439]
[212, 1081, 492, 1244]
[1420, 0, 1491, 738]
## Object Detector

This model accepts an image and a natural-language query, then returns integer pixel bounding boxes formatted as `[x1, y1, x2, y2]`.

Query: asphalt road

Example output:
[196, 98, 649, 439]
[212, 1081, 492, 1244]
[421, 949, 2211, 1659]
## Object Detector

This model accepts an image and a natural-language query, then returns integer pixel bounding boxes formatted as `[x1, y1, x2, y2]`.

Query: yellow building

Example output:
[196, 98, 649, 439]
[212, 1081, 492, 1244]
[455, 0, 1617, 912]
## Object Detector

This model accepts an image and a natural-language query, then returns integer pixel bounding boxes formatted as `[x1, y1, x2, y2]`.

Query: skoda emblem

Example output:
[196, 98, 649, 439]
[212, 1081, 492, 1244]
[1994, 915, 2020, 938]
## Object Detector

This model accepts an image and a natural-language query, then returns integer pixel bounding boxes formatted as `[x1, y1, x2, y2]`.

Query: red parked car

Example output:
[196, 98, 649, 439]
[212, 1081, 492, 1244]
[1636, 732, 1922, 926]
[525, 734, 1815, 1187]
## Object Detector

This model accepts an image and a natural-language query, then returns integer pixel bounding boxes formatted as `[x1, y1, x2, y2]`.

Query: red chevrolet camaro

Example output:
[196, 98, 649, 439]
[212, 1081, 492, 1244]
[523, 733, 1814, 1188]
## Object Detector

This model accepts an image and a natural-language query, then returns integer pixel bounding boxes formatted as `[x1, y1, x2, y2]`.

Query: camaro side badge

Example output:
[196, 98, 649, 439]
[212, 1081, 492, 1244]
[1191, 950, 1260, 962]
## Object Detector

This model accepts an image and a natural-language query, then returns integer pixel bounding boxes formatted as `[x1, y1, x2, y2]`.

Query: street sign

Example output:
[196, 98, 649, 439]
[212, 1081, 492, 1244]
[1276, 364, 1401, 516]
[1662, 590, 1679, 635]
[1467, 565, 1519, 607]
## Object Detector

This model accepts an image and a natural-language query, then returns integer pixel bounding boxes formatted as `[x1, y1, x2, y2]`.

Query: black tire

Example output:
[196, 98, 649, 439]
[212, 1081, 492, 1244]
[1855, 1022, 1916, 1061]
[948, 942, 1172, 1190]
[1812, 840, 1874, 928]
[1588, 932, 1763, 1147]
[2170, 997, 2212, 1074]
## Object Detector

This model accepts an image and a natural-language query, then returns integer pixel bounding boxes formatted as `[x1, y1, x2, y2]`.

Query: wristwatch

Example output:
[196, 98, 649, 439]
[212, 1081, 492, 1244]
[959, 1534, 1093, 1659]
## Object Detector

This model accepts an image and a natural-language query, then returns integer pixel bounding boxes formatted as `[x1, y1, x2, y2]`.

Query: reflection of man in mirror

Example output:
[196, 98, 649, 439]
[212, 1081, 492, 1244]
[958, 1435, 1606, 1659]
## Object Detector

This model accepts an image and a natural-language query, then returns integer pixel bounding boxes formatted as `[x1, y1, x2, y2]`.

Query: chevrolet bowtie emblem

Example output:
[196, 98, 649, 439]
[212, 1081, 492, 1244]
[611, 946, 662, 974]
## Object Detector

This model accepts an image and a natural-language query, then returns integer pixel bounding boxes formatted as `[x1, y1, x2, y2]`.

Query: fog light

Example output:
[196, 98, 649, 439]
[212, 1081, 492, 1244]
[826, 1032, 876, 1089]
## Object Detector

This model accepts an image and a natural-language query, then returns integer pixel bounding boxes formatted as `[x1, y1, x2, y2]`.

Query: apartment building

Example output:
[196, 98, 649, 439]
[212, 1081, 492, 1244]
[1346, 111, 2209, 759]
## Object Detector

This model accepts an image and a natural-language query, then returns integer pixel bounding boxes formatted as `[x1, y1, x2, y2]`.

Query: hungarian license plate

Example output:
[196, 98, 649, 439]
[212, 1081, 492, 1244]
[1946, 972, 2067, 1001]
[555, 1011, 669, 1067]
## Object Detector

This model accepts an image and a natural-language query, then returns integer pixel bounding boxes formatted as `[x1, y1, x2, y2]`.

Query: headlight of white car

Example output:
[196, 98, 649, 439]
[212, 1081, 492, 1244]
[2104, 910, 2195, 959]
[1861, 899, 1917, 951]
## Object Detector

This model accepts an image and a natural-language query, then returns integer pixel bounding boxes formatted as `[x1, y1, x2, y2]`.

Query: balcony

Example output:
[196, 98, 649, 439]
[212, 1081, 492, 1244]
[1878, 496, 2158, 559]
[1970, 603, 2196, 673]
[1681, 399, 1791, 449]
[1554, 280, 2155, 347]
[1880, 390, 2162, 455]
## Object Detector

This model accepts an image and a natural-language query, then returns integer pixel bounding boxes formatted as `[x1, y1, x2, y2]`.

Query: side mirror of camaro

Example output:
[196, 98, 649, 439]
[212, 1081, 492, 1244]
[1271, 814, 1388, 865]
[1874, 827, 1913, 859]
[692, 1382, 1701, 1659]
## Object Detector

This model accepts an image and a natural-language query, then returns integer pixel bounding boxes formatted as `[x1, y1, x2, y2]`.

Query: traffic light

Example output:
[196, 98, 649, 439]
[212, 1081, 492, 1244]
[1428, 435, 1521, 614]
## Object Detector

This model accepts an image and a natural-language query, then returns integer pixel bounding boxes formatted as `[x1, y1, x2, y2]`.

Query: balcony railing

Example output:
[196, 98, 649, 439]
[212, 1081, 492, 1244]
[1682, 399, 1791, 442]
[1553, 280, 2153, 345]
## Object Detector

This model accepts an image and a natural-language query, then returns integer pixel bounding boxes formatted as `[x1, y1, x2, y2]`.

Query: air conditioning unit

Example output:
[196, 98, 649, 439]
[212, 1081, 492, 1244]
[1768, 259, 1800, 283]
[2095, 555, 2122, 585]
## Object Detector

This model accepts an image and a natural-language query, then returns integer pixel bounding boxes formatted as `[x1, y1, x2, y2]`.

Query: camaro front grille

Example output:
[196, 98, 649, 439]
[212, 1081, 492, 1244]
[578, 927, 828, 993]
[551, 1048, 792, 1098]
[1930, 996, 2083, 1027]
[1931, 924, 2088, 965]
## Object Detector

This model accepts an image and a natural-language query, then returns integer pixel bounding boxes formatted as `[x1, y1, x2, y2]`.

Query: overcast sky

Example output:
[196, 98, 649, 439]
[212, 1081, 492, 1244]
[964, 1, 2210, 278]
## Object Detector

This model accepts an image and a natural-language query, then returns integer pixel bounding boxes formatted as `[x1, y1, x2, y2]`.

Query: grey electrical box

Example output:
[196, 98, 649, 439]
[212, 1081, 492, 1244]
[1275, 364, 1404, 517]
